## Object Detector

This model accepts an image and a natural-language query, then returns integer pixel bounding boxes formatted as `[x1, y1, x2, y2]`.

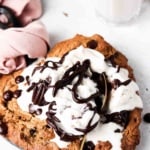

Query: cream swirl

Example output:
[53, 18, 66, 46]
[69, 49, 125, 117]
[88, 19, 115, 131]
[16, 46, 143, 149]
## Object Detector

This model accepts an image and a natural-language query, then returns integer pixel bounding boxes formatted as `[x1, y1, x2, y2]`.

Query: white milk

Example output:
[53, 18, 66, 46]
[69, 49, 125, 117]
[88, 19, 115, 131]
[93, 0, 143, 23]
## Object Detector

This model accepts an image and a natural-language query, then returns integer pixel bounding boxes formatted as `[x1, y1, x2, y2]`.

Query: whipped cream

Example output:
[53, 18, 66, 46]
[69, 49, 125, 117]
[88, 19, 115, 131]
[17, 46, 143, 149]
[93, 0, 143, 23]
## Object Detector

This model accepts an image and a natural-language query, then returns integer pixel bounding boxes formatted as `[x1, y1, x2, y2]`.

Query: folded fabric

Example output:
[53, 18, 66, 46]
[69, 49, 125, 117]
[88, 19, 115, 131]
[0, 21, 49, 74]
[0, 0, 50, 74]
[0, 0, 42, 25]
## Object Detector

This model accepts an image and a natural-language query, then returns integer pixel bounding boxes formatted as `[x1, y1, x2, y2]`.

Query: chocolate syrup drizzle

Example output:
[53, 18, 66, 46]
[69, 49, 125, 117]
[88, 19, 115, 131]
[53, 59, 105, 103]
[102, 110, 130, 128]
[24, 51, 131, 142]
[41, 58, 109, 141]
[3, 50, 132, 143]
[32, 60, 59, 76]
[112, 79, 131, 90]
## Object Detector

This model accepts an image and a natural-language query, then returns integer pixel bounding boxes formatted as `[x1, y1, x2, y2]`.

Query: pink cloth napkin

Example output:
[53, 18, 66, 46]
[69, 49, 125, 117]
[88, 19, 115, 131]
[0, 0, 50, 74]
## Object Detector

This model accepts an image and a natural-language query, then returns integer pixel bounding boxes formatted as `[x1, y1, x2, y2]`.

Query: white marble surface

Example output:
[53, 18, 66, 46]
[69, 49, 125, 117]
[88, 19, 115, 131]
[1, 0, 150, 149]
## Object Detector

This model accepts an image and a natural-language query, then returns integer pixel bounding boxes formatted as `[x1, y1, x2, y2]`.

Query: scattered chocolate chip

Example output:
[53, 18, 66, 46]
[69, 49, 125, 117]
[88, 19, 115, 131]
[3, 90, 13, 101]
[15, 75, 24, 84]
[0, 120, 8, 135]
[13, 89, 22, 98]
[87, 40, 98, 49]
[143, 113, 150, 123]
[83, 141, 95, 150]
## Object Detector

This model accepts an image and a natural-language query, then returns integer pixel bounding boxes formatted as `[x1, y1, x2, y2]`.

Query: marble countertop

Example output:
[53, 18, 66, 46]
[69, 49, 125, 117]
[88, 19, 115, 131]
[1, 0, 150, 149]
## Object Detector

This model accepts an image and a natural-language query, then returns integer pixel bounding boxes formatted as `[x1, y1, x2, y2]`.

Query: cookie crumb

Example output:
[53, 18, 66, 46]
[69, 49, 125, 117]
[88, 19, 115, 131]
[63, 12, 69, 17]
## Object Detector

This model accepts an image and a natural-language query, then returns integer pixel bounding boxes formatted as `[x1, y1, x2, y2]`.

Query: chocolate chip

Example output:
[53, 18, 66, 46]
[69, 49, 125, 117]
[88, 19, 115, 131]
[29, 128, 36, 136]
[87, 40, 98, 49]
[143, 113, 150, 123]
[20, 133, 28, 141]
[13, 90, 22, 98]
[0, 120, 8, 135]
[15, 76, 24, 84]
[83, 141, 95, 150]
[3, 90, 13, 101]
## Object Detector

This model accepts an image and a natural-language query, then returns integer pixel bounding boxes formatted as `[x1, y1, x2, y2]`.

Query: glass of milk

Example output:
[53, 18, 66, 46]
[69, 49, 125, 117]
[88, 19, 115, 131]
[93, 0, 143, 23]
